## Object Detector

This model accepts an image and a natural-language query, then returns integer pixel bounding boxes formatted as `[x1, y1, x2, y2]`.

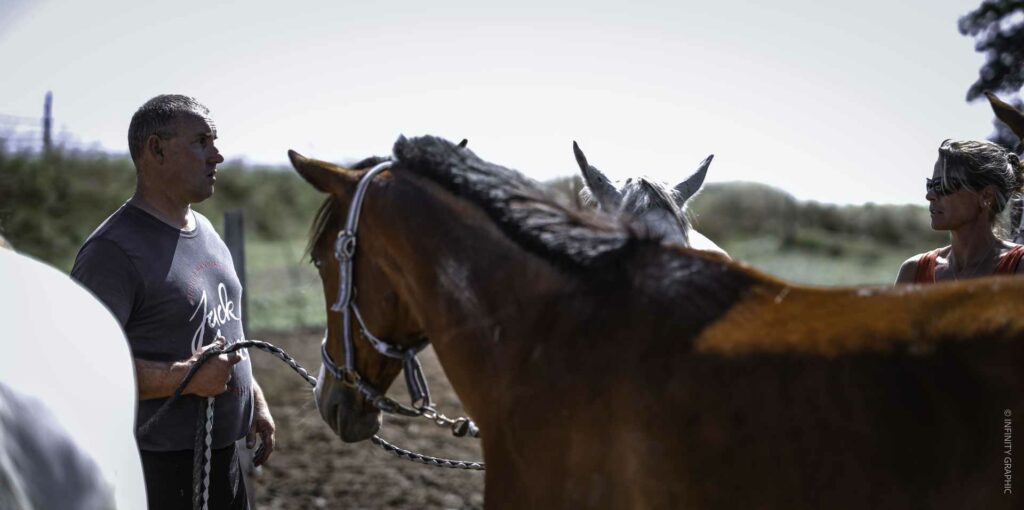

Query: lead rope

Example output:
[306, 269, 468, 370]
[191, 397, 214, 510]
[137, 340, 484, 510]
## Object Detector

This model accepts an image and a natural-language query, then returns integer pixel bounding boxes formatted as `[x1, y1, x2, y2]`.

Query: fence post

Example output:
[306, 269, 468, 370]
[224, 210, 249, 334]
[42, 91, 52, 154]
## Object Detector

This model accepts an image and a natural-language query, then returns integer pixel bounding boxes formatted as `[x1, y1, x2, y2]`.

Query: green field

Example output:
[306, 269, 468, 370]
[2, 148, 953, 332]
[244, 237, 325, 332]
[722, 236, 908, 287]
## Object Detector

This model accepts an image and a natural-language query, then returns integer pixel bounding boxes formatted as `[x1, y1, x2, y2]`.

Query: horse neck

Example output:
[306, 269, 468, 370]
[361, 174, 572, 409]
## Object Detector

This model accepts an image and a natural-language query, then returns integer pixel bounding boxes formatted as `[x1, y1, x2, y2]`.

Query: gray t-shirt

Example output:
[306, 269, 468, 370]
[71, 203, 253, 451]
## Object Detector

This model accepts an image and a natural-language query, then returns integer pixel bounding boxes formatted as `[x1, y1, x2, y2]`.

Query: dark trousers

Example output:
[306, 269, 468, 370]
[140, 444, 249, 510]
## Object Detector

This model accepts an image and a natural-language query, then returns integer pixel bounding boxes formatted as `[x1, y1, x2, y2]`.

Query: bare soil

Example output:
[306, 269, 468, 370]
[247, 328, 485, 510]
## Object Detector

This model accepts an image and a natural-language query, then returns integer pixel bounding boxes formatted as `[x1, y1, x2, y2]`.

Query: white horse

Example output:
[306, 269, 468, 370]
[0, 247, 146, 509]
[573, 141, 728, 258]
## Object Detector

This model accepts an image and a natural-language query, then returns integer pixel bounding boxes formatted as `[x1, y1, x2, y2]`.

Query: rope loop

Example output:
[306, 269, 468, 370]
[139, 339, 485, 473]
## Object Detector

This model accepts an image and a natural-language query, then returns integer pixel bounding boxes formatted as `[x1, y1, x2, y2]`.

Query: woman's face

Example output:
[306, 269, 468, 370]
[927, 156, 985, 231]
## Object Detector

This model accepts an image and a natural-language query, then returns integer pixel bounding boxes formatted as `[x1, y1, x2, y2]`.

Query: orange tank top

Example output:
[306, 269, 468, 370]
[913, 245, 1024, 283]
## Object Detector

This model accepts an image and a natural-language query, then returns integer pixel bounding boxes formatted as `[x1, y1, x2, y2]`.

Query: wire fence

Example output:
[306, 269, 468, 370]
[0, 112, 107, 154]
[0, 113, 43, 152]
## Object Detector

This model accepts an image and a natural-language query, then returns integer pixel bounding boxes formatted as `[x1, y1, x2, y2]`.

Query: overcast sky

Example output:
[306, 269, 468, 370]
[0, 0, 1009, 204]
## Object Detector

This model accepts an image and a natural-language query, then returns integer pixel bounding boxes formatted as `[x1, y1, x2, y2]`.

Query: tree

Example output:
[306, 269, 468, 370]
[959, 0, 1024, 149]
[959, 0, 1024, 100]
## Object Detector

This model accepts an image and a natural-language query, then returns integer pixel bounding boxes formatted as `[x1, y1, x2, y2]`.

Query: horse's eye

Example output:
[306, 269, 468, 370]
[313, 258, 322, 268]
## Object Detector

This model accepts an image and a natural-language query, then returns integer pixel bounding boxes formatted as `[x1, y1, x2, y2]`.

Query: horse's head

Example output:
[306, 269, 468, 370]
[288, 150, 427, 443]
[573, 141, 713, 247]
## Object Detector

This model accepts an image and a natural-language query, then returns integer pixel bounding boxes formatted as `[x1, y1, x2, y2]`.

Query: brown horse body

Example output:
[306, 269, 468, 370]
[292, 136, 1023, 509]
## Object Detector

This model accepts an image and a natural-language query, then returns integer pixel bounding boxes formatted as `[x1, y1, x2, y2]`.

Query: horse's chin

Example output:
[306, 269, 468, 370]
[335, 404, 382, 443]
[315, 370, 382, 443]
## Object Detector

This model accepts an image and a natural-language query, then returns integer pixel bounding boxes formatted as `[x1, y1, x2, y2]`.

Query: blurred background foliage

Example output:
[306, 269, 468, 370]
[1, 0, 1021, 332]
[0, 147, 325, 269]
[547, 175, 948, 286]
[1, 147, 951, 331]
[0, 0, 1020, 332]
[0, 147, 329, 331]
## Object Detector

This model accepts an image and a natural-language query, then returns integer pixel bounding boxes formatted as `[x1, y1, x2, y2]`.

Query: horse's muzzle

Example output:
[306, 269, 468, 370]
[315, 364, 382, 442]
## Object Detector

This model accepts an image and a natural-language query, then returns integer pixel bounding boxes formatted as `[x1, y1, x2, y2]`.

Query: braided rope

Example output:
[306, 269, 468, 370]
[191, 398, 207, 510]
[139, 339, 485, 480]
[370, 435, 485, 470]
[241, 339, 485, 470]
[202, 396, 214, 509]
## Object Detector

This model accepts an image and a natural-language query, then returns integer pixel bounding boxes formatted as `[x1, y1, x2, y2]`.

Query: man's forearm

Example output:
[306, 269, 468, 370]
[135, 358, 189, 400]
[252, 378, 268, 410]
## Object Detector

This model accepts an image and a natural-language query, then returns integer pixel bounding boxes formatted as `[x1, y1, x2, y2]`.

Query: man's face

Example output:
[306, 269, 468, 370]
[160, 114, 224, 204]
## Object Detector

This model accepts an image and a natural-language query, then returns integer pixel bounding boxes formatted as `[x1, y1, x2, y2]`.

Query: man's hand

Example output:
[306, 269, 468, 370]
[183, 336, 242, 397]
[247, 381, 275, 466]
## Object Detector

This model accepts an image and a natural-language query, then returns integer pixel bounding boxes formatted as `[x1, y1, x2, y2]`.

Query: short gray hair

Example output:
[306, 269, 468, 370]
[127, 95, 209, 164]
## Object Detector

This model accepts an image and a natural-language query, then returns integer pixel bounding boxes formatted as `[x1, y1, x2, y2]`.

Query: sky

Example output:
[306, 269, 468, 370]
[0, 0, 1011, 205]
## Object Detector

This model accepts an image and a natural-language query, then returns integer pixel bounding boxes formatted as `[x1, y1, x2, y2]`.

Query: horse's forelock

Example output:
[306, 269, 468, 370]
[620, 178, 692, 241]
[307, 197, 339, 262]
[578, 186, 598, 209]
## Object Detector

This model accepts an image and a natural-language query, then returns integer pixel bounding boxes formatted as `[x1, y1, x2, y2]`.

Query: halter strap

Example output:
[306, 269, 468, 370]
[320, 160, 431, 408]
[317, 160, 474, 427]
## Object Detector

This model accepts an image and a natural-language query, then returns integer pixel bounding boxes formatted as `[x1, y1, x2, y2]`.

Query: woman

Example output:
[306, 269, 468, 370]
[896, 139, 1024, 284]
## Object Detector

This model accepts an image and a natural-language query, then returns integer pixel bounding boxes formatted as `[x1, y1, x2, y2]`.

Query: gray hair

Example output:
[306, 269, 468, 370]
[127, 94, 210, 164]
[938, 139, 1024, 216]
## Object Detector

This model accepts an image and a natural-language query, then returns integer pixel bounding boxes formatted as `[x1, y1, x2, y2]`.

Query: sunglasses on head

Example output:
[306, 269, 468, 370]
[925, 177, 966, 196]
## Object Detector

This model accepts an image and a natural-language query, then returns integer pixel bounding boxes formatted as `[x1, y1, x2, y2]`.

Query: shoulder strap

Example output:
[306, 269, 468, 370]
[995, 245, 1024, 275]
[913, 249, 943, 284]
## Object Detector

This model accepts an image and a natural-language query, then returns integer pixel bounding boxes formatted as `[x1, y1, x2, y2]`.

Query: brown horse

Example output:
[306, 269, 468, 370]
[291, 136, 1024, 509]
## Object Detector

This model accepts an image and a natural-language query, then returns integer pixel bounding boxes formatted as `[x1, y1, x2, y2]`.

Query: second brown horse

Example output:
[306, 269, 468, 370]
[291, 136, 1023, 509]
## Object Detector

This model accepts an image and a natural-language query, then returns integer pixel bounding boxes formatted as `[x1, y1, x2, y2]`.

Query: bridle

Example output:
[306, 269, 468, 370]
[317, 160, 479, 435]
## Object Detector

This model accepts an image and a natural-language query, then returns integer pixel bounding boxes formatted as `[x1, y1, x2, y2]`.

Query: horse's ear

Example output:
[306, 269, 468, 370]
[985, 91, 1024, 142]
[573, 141, 622, 210]
[457, 138, 468, 148]
[674, 154, 713, 205]
[288, 150, 358, 194]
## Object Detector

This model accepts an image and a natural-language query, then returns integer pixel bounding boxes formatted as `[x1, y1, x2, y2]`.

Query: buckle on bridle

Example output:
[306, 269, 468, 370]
[335, 230, 356, 260]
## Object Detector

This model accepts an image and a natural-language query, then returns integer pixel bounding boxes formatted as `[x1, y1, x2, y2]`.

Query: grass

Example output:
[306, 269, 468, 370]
[243, 237, 326, 332]
[721, 235, 914, 287]
[2, 148, 951, 332]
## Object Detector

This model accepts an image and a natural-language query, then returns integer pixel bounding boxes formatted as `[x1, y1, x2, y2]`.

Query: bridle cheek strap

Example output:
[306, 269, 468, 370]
[319, 160, 434, 413]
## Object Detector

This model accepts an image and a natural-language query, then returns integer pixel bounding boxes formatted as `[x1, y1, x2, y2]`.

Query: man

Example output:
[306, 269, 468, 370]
[71, 94, 274, 509]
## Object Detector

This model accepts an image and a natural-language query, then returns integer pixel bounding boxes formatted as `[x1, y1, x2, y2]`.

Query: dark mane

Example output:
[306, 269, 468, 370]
[392, 135, 641, 269]
[306, 155, 390, 260]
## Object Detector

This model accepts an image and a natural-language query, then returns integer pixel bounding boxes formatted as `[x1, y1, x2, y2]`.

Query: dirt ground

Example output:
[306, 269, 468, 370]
[247, 328, 485, 509]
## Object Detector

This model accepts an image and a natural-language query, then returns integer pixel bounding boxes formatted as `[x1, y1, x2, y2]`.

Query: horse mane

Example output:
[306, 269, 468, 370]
[391, 135, 644, 269]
